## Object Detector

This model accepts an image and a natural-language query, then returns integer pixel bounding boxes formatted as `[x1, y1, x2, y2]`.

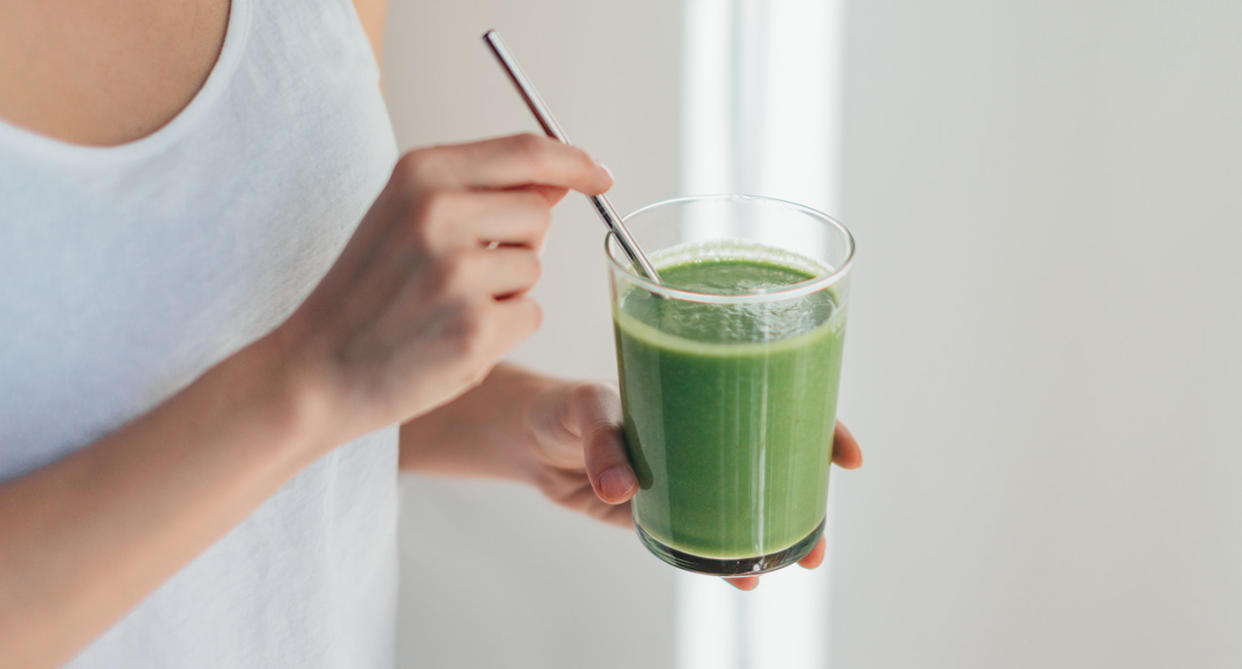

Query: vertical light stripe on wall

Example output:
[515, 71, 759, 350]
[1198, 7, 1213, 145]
[677, 0, 845, 668]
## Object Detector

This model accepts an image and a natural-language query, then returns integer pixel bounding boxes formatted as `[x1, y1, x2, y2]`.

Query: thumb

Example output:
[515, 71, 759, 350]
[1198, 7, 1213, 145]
[562, 383, 637, 505]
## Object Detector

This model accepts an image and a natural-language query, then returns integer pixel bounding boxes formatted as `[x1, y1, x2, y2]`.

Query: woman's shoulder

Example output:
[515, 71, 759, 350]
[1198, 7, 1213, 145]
[351, 0, 388, 71]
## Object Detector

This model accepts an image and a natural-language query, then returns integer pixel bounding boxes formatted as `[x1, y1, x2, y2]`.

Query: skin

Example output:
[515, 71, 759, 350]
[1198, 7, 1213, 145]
[0, 1, 862, 666]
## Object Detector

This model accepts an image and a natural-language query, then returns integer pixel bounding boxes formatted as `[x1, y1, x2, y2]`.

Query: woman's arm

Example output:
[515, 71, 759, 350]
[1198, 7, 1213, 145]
[0, 134, 612, 668]
[0, 335, 316, 668]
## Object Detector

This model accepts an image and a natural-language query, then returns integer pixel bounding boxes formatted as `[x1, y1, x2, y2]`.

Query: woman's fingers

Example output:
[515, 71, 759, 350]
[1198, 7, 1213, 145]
[559, 383, 636, 505]
[505, 183, 571, 208]
[831, 421, 862, 469]
[722, 536, 826, 590]
[726, 576, 759, 591]
[421, 133, 613, 194]
[798, 536, 826, 569]
[468, 247, 541, 298]
[585, 427, 637, 504]
[458, 190, 553, 248]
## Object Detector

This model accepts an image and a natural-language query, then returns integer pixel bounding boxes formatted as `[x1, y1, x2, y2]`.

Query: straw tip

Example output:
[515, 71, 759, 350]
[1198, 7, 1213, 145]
[482, 29, 498, 40]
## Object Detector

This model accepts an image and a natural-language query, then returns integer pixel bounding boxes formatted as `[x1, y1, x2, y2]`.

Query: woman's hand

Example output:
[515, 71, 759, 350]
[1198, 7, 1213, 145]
[0, 134, 610, 668]
[274, 134, 612, 453]
[524, 380, 863, 590]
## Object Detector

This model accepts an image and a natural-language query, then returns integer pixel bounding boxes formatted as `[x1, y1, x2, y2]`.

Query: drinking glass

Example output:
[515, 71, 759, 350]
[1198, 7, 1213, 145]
[607, 194, 855, 576]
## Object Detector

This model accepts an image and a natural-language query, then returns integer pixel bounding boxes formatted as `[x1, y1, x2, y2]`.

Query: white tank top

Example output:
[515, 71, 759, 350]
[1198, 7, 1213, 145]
[0, 1, 400, 666]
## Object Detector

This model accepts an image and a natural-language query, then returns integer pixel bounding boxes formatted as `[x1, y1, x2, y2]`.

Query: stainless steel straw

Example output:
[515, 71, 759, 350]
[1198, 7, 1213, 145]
[482, 30, 663, 283]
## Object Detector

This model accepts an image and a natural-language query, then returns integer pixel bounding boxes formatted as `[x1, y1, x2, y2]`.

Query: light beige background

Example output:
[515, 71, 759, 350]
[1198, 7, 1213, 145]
[383, 0, 1242, 667]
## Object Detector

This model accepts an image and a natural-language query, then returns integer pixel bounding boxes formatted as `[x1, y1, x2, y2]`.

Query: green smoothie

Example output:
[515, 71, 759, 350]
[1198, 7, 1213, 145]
[614, 250, 846, 561]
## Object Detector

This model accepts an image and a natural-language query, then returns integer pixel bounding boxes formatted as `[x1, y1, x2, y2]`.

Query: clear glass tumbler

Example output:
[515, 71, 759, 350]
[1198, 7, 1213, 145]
[606, 194, 855, 576]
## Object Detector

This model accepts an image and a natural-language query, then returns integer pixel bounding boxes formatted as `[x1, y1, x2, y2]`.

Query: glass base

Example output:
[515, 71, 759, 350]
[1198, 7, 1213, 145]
[635, 518, 825, 577]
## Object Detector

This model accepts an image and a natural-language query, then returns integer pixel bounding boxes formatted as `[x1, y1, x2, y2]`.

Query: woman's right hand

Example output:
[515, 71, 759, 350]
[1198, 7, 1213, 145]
[273, 133, 613, 450]
[0, 134, 608, 668]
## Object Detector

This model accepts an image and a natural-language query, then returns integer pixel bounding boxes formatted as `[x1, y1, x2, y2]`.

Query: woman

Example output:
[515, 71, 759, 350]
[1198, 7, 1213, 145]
[0, 0, 862, 666]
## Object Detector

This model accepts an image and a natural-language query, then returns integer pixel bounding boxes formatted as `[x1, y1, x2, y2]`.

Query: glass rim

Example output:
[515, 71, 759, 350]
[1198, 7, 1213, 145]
[604, 193, 856, 304]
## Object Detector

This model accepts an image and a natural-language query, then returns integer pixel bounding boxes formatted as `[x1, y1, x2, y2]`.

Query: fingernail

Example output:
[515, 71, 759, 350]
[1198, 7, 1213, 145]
[599, 466, 635, 501]
[596, 161, 614, 184]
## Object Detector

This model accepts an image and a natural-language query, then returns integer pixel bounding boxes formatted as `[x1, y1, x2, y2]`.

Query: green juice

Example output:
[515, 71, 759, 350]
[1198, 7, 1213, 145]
[614, 254, 846, 563]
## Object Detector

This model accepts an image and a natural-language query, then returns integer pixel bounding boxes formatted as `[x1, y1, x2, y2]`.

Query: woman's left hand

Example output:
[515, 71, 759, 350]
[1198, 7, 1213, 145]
[524, 380, 863, 590]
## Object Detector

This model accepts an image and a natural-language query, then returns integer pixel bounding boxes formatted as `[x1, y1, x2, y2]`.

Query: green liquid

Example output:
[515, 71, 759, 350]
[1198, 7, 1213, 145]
[614, 255, 846, 559]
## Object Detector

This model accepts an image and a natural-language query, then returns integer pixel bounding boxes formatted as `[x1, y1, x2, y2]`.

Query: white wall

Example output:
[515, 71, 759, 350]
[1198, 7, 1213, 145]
[385, 1, 1242, 667]
[382, 2, 683, 668]
[832, 1, 1242, 667]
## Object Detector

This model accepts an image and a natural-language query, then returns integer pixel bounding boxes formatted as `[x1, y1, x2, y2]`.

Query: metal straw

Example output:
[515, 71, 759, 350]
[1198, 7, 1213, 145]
[482, 30, 663, 283]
